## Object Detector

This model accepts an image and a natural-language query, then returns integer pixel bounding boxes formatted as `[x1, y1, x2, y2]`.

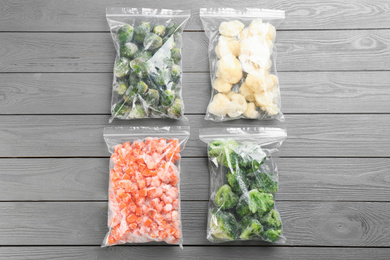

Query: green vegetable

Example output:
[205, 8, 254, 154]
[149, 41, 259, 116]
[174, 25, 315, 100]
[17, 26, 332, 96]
[161, 89, 175, 107]
[170, 48, 181, 64]
[128, 71, 138, 84]
[133, 50, 152, 60]
[163, 57, 174, 68]
[153, 69, 171, 86]
[134, 22, 151, 44]
[165, 22, 178, 37]
[123, 87, 137, 104]
[144, 33, 163, 50]
[120, 42, 138, 58]
[226, 169, 250, 195]
[239, 216, 263, 240]
[167, 98, 183, 118]
[251, 172, 278, 194]
[214, 184, 238, 210]
[114, 57, 130, 78]
[153, 25, 166, 37]
[129, 104, 147, 118]
[208, 139, 239, 166]
[114, 82, 128, 95]
[118, 24, 134, 44]
[144, 89, 159, 106]
[171, 64, 181, 81]
[260, 209, 282, 229]
[112, 102, 129, 117]
[209, 209, 238, 241]
[261, 229, 281, 242]
[236, 190, 274, 218]
[136, 81, 148, 95]
[130, 58, 153, 79]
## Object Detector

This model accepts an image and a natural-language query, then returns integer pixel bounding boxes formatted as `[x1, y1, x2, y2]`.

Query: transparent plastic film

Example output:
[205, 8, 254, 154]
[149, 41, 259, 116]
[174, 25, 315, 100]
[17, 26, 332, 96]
[106, 8, 191, 122]
[200, 127, 287, 243]
[102, 126, 190, 247]
[200, 8, 285, 121]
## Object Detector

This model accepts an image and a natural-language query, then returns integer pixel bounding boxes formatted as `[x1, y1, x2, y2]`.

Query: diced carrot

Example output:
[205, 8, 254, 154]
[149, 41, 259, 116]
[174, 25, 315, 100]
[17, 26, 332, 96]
[144, 219, 153, 227]
[108, 235, 116, 245]
[139, 189, 147, 197]
[127, 214, 137, 223]
[135, 207, 142, 216]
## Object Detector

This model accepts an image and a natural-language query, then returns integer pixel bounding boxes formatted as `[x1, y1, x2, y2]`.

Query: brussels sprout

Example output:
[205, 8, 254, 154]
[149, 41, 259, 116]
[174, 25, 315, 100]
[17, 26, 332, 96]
[123, 87, 137, 104]
[114, 82, 128, 95]
[133, 50, 153, 60]
[170, 48, 181, 64]
[136, 81, 148, 95]
[117, 24, 134, 44]
[167, 98, 183, 118]
[153, 69, 171, 86]
[113, 101, 130, 117]
[171, 64, 181, 81]
[166, 22, 178, 37]
[144, 33, 163, 50]
[128, 71, 138, 84]
[129, 104, 147, 118]
[114, 57, 130, 78]
[161, 89, 175, 107]
[153, 25, 166, 37]
[145, 89, 159, 106]
[120, 42, 138, 58]
[130, 58, 154, 79]
[134, 22, 151, 44]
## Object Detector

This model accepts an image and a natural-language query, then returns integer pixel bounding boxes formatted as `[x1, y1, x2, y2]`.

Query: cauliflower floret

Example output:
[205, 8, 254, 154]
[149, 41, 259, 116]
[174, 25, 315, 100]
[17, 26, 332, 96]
[248, 21, 276, 42]
[243, 102, 259, 118]
[239, 82, 255, 102]
[239, 28, 251, 40]
[227, 93, 247, 118]
[208, 93, 231, 116]
[265, 74, 279, 89]
[266, 103, 279, 115]
[219, 20, 245, 37]
[245, 74, 267, 93]
[254, 90, 279, 116]
[213, 77, 233, 93]
[226, 91, 237, 100]
[215, 36, 241, 58]
[216, 54, 243, 84]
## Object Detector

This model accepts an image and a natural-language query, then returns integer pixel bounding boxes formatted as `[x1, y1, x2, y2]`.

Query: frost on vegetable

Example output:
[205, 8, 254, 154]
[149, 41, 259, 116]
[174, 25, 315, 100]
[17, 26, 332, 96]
[208, 209, 239, 241]
[214, 184, 239, 210]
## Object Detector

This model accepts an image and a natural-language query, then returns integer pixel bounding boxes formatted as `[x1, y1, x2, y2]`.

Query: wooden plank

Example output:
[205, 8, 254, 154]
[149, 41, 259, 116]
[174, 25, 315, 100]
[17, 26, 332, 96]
[0, 158, 389, 202]
[0, 201, 389, 246]
[0, 0, 389, 31]
[0, 115, 389, 158]
[1, 72, 389, 114]
[1, 30, 390, 73]
[0, 246, 389, 260]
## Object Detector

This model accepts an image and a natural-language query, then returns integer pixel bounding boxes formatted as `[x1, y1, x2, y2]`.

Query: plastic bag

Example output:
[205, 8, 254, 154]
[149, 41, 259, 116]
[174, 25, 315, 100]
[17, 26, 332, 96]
[106, 8, 191, 122]
[200, 8, 285, 121]
[199, 127, 287, 243]
[102, 126, 190, 247]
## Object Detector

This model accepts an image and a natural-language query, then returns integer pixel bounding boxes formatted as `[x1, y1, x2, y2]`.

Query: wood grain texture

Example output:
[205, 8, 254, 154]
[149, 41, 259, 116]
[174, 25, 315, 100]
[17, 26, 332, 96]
[1, 72, 390, 114]
[0, 246, 389, 260]
[0, 115, 389, 158]
[0, 201, 389, 246]
[0, 0, 389, 31]
[0, 158, 389, 202]
[1, 30, 390, 73]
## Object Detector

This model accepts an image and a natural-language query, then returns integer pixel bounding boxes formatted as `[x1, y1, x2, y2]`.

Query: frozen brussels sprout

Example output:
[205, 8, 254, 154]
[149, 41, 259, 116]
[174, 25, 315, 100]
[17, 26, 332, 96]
[114, 82, 128, 95]
[145, 89, 159, 106]
[117, 24, 134, 44]
[130, 58, 154, 79]
[112, 101, 130, 117]
[128, 71, 138, 84]
[161, 89, 175, 107]
[153, 25, 166, 37]
[144, 33, 163, 50]
[216, 54, 243, 84]
[129, 104, 147, 118]
[167, 98, 183, 118]
[165, 22, 178, 37]
[136, 81, 148, 95]
[120, 42, 138, 58]
[153, 69, 171, 86]
[170, 48, 181, 64]
[134, 22, 151, 44]
[133, 50, 153, 60]
[123, 86, 137, 104]
[114, 57, 130, 78]
[171, 64, 181, 82]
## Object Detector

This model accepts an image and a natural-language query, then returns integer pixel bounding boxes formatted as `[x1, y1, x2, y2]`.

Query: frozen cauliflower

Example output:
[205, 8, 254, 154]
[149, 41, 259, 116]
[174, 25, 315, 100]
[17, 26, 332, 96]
[216, 54, 243, 84]
[249, 20, 276, 42]
[219, 20, 245, 37]
[254, 90, 279, 116]
[243, 102, 259, 118]
[213, 77, 233, 93]
[246, 73, 278, 93]
[208, 93, 231, 116]
[226, 91, 237, 100]
[215, 36, 241, 58]
[239, 82, 255, 102]
[227, 93, 247, 118]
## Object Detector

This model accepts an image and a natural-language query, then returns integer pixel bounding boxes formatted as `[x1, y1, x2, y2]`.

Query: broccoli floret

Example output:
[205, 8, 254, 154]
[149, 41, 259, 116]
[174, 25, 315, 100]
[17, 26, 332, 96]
[114, 57, 130, 78]
[261, 229, 281, 242]
[161, 89, 175, 107]
[134, 22, 151, 44]
[251, 172, 278, 194]
[130, 58, 154, 79]
[167, 98, 183, 118]
[120, 42, 138, 58]
[208, 139, 239, 167]
[170, 48, 181, 64]
[117, 24, 134, 44]
[239, 216, 263, 240]
[153, 25, 166, 37]
[114, 82, 128, 95]
[136, 81, 148, 95]
[236, 190, 274, 218]
[226, 169, 250, 195]
[144, 33, 163, 50]
[171, 64, 181, 82]
[208, 209, 238, 241]
[260, 209, 282, 230]
[144, 89, 159, 106]
[214, 184, 238, 210]
[128, 104, 146, 119]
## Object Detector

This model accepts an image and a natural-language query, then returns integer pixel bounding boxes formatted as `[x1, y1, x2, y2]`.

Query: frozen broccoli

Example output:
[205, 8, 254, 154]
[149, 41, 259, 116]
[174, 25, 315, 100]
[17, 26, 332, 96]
[236, 190, 274, 218]
[261, 229, 281, 242]
[114, 57, 130, 78]
[136, 81, 148, 95]
[260, 209, 282, 230]
[120, 42, 138, 58]
[251, 172, 278, 194]
[117, 24, 134, 44]
[134, 22, 151, 44]
[226, 169, 250, 195]
[161, 89, 175, 107]
[167, 98, 183, 118]
[144, 89, 159, 106]
[171, 64, 181, 82]
[129, 104, 147, 118]
[239, 216, 263, 240]
[114, 82, 128, 95]
[144, 33, 163, 50]
[208, 209, 239, 241]
[170, 48, 181, 64]
[130, 58, 153, 79]
[208, 139, 239, 166]
[214, 184, 238, 210]
[153, 25, 166, 37]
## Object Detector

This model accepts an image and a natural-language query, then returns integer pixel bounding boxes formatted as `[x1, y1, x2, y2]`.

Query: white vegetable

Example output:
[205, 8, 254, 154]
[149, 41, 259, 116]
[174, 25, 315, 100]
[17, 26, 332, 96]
[243, 102, 259, 118]
[208, 93, 231, 116]
[213, 77, 233, 93]
[227, 93, 248, 117]
[215, 36, 240, 58]
[216, 54, 243, 84]
[219, 20, 245, 37]
[226, 91, 237, 100]
[239, 82, 255, 102]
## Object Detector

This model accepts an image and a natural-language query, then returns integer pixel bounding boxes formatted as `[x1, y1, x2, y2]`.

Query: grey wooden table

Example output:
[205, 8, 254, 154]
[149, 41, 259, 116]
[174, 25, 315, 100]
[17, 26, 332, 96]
[0, 0, 390, 259]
